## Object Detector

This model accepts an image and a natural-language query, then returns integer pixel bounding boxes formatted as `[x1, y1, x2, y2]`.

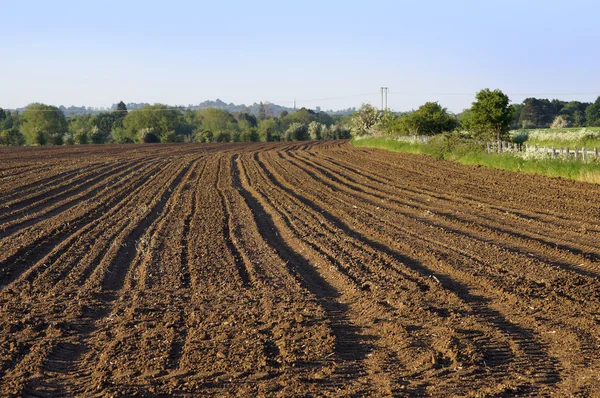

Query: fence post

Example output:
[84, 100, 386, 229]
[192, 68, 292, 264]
[583, 146, 587, 162]
[575, 146, 579, 160]
[566, 147, 570, 160]
[560, 147, 564, 157]
[487, 142, 491, 154]
[552, 146, 556, 159]
[596, 147, 599, 159]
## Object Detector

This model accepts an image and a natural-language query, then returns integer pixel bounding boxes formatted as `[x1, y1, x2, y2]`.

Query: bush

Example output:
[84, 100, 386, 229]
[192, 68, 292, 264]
[63, 133, 75, 145]
[48, 133, 64, 146]
[73, 129, 89, 144]
[284, 122, 308, 141]
[308, 121, 325, 140]
[512, 131, 529, 145]
[34, 130, 47, 146]
[138, 128, 161, 143]
[427, 132, 483, 159]
[162, 130, 182, 143]
[194, 130, 213, 143]
[240, 129, 260, 142]
[111, 127, 135, 144]
[215, 131, 231, 142]
[0, 128, 26, 146]
[89, 126, 110, 144]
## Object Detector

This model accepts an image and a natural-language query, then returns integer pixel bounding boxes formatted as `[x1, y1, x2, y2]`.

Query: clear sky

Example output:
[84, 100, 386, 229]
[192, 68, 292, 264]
[2, 0, 599, 112]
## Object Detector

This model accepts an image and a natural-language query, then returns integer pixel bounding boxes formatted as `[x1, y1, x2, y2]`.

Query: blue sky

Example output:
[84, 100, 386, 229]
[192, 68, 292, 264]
[2, 0, 599, 112]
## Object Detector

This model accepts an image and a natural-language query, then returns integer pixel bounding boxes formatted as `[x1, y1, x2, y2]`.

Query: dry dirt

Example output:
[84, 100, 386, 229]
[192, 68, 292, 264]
[1, 141, 600, 397]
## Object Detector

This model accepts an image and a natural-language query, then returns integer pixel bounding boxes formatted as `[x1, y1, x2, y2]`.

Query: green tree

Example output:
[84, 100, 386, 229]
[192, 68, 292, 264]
[138, 127, 161, 143]
[198, 107, 238, 136]
[21, 103, 68, 145]
[116, 101, 128, 114]
[258, 118, 279, 142]
[123, 104, 184, 141]
[468, 89, 513, 142]
[0, 128, 26, 146]
[240, 128, 260, 142]
[111, 127, 135, 143]
[585, 97, 600, 127]
[284, 122, 308, 141]
[280, 108, 318, 130]
[397, 102, 457, 136]
[89, 126, 110, 144]
[258, 102, 267, 121]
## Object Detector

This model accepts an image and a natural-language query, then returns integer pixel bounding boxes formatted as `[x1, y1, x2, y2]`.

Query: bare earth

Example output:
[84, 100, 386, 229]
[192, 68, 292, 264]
[1, 141, 600, 397]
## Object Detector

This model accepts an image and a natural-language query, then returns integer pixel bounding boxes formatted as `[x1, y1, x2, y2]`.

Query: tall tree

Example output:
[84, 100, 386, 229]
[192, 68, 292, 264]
[585, 97, 600, 127]
[116, 101, 128, 114]
[21, 103, 68, 145]
[468, 89, 513, 142]
[123, 104, 184, 142]
[257, 102, 266, 121]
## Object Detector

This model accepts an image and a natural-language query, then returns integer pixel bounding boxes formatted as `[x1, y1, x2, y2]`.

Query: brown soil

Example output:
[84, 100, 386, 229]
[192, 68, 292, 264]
[1, 141, 600, 397]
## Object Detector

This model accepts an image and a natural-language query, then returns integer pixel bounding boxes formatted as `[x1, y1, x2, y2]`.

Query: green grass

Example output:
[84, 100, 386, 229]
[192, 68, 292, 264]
[352, 136, 600, 184]
[351, 136, 430, 155]
[514, 127, 600, 133]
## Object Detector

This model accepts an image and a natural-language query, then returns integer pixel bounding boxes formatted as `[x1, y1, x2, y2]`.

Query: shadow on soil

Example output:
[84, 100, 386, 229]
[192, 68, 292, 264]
[230, 154, 375, 373]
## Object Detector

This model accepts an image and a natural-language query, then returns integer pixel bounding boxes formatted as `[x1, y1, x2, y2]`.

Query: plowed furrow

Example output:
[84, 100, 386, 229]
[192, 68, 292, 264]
[270, 149, 564, 392]
[0, 161, 123, 219]
[215, 156, 253, 287]
[316, 151, 600, 252]
[20, 158, 195, 397]
[233, 154, 386, 395]
[292, 151, 600, 270]
[0, 160, 169, 290]
[0, 159, 151, 240]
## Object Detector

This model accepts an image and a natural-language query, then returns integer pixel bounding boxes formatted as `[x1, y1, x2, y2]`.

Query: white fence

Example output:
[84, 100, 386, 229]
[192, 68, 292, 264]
[487, 141, 600, 162]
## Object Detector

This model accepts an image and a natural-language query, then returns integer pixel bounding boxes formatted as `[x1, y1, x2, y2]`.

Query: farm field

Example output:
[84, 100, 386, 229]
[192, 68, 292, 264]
[1, 141, 600, 396]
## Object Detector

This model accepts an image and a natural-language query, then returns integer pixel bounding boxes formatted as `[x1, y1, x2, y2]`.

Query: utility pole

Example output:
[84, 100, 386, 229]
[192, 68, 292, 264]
[294, 98, 296, 110]
[380, 87, 389, 111]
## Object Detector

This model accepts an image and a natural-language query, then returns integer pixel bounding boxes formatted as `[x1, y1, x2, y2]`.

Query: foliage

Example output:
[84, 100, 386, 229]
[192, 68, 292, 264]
[138, 128, 161, 143]
[215, 131, 231, 142]
[240, 128, 260, 142]
[511, 131, 529, 145]
[111, 127, 135, 143]
[393, 102, 457, 136]
[350, 104, 381, 137]
[0, 128, 26, 146]
[258, 118, 279, 142]
[198, 107, 239, 137]
[467, 89, 513, 141]
[308, 121, 326, 140]
[585, 97, 600, 127]
[550, 115, 570, 128]
[63, 133, 75, 145]
[21, 103, 68, 145]
[284, 122, 308, 141]
[324, 125, 351, 140]
[89, 126, 110, 144]
[124, 104, 184, 142]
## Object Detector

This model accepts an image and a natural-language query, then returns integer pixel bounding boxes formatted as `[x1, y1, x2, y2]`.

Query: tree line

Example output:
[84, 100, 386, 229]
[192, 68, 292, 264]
[351, 91, 600, 142]
[0, 102, 351, 146]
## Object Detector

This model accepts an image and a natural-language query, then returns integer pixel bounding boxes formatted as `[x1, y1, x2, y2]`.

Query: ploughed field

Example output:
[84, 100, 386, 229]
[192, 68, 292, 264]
[1, 141, 600, 397]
